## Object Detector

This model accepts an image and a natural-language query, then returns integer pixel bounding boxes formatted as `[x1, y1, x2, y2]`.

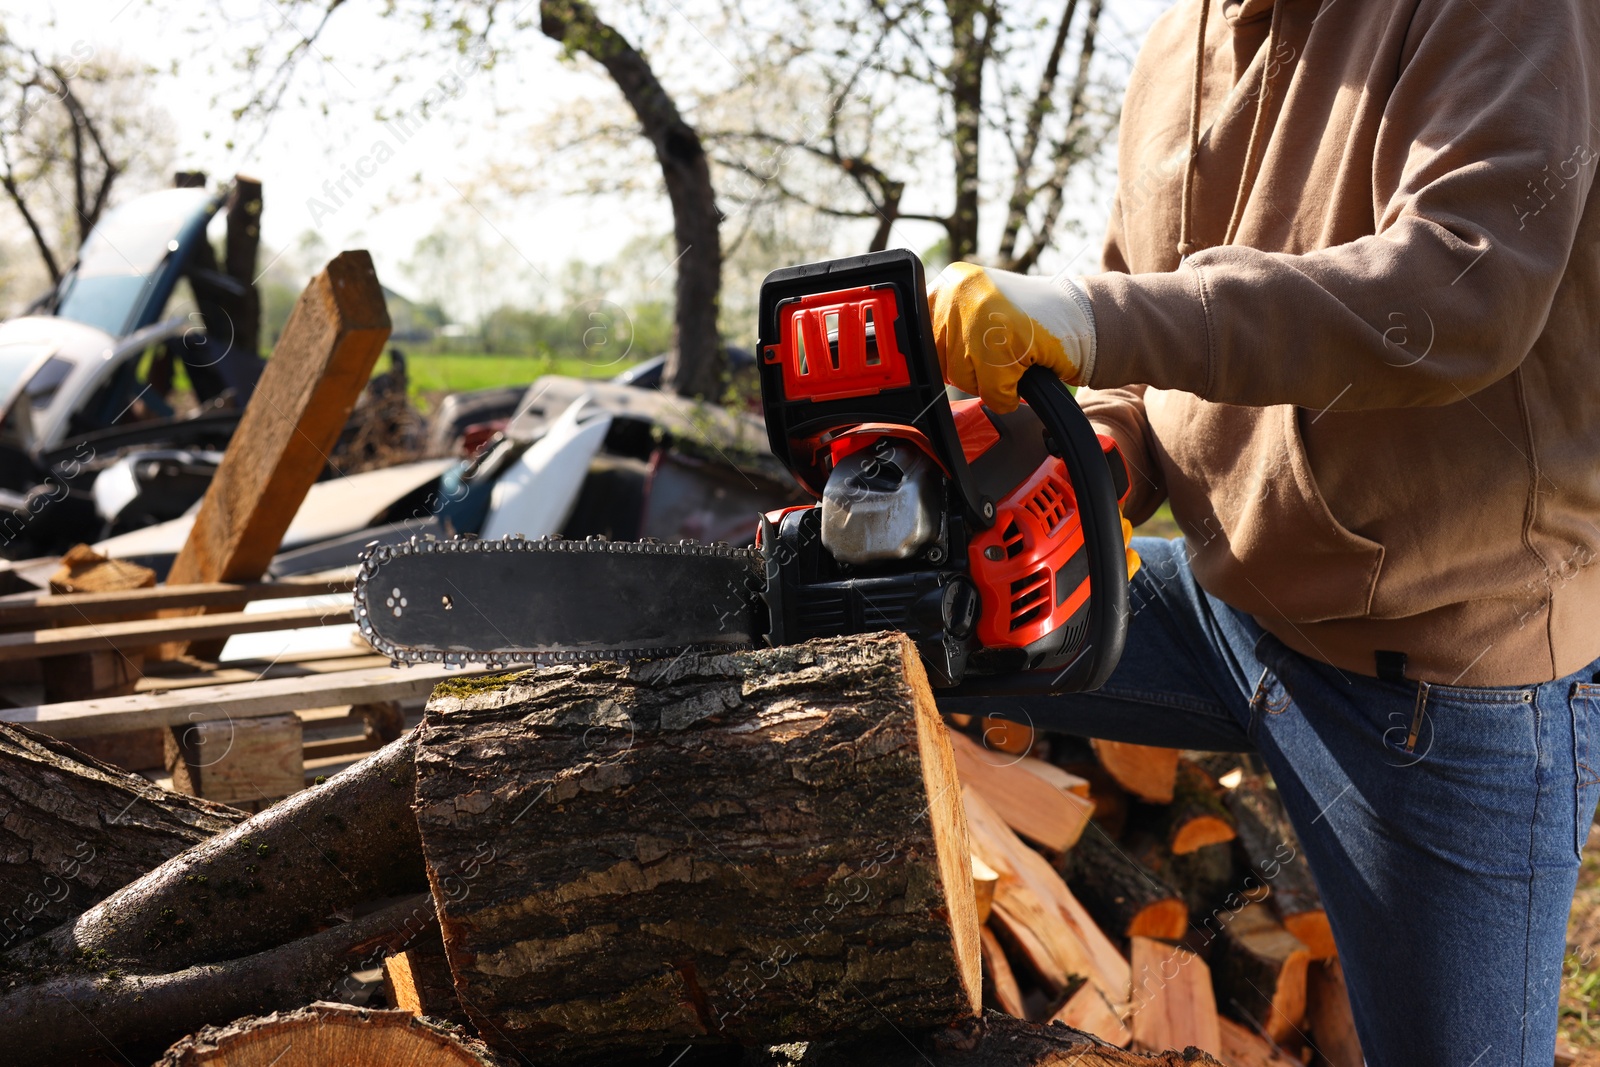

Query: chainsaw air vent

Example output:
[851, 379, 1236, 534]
[1002, 519, 1025, 559]
[1008, 567, 1050, 631]
[1024, 477, 1071, 535]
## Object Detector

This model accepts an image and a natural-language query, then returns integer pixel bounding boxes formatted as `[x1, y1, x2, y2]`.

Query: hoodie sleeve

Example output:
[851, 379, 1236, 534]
[1079, 0, 1597, 410]
[1077, 191, 1169, 524]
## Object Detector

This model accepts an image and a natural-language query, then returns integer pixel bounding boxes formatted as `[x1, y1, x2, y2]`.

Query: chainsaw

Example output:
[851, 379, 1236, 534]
[354, 249, 1130, 694]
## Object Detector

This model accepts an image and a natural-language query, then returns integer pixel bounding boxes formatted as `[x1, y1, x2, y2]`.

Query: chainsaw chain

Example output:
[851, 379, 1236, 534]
[354, 534, 763, 669]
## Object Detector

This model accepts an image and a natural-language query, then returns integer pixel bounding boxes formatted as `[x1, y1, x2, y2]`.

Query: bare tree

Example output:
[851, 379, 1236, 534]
[0, 38, 169, 286]
[707, 0, 1114, 269]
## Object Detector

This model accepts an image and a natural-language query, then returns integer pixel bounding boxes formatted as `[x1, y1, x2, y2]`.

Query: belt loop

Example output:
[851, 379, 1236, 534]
[1375, 650, 1408, 684]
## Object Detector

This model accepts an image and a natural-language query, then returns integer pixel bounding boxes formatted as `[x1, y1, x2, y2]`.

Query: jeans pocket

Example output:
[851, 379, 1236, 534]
[1574, 683, 1600, 857]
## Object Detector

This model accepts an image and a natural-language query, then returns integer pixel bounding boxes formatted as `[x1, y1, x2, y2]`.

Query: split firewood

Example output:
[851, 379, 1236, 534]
[412, 634, 981, 1063]
[384, 922, 469, 1026]
[979, 926, 1027, 1018]
[797, 1012, 1226, 1067]
[947, 727, 1094, 851]
[155, 1002, 505, 1066]
[18, 732, 427, 974]
[1157, 761, 1236, 855]
[0, 722, 244, 951]
[979, 715, 1034, 755]
[1305, 959, 1364, 1067]
[965, 785, 1130, 1007]
[1222, 775, 1334, 959]
[972, 854, 1000, 923]
[1216, 1017, 1301, 1066]
[1064, 828, 1188, 944]
[1049, 982, 1132, 1047]
[1127, 937, 1219, 1057]
[1060, 758, 1131, 838]
[1091, 740, 1180, 803]
[0, 892, 433, 1065]
[1211, 903, 1310, 1046]
[1129, 835, 1237, 920]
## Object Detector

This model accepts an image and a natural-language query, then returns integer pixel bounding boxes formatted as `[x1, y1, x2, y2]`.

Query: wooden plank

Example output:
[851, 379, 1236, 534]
[165, 250, 389, 656]
[0, 578, 352, 629]
[948, 726, 1094, 851]
[166, 712, 303, 806]
[1128, 936, 1219, 1055]
[0, 605, 347, 662]
[0, 663, 485, 738]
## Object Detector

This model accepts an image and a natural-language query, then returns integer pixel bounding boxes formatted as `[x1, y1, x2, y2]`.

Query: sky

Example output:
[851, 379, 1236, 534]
[23, 0, 1175, 317]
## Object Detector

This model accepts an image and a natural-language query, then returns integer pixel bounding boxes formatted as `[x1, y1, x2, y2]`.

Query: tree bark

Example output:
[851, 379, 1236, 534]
[155, 1000, 503, 1066]
[944, 0, 988, 261]
[1063, 828, 1187, 944]
[541, 0, 723, 398]
[19, 733, 426, 974]
[798, 1011, 1225, 1066]
[413, 633, 981, 1064]
[1210, 903, 1309, 1047]
[0, 894, 433, 1066]
[1151, 760, 1234, 856]
[0, 722, 243, 952]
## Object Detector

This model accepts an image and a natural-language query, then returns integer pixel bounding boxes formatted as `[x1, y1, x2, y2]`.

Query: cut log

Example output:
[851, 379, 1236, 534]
[965, 785, 1130, 1008]
[385, 923, 469, 1026]
[1211, 903, 1310, 1046]
[798, 1012, 1226, 1066]
[972, 853, 999, 923]
[155, 1001, 503, 1066]
[979, 925, 1027, 1018]
[1050, 983, 1132, 1047]
[1159, 760, 1236, 855]
[1128, 936, 1219, 1056]
[20, 732, 426, 974]
[0, 893, 433, 1065]
[165, 249, 390, 659]
[0, 722, 243, 951]
[165, 712, 304, 807]
[1092, 740, 1180, 803]
[1216, 1017, 1301, 1067]
[979, 715, 1034, 756]
[1305, 959, 1363, 1067]
[412, 634, 981, 1063]
[1060, 758, 1131, 838]
[1222, 775, 1333, 959]
[948, 726, 1094, 851]
[1064, 828, 1188, 944]
[1131, 835, 1237, 920]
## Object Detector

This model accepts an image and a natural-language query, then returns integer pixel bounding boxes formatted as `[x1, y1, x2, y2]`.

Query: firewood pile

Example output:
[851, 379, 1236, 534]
[0, 632, 1360, 1066]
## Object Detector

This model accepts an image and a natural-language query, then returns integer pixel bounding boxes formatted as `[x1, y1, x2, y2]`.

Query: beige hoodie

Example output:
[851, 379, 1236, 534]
[1078, 0, 1600, 685]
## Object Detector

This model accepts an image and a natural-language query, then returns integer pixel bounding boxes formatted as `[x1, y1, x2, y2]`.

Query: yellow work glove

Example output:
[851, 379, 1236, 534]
[928, 262, 1097, 413]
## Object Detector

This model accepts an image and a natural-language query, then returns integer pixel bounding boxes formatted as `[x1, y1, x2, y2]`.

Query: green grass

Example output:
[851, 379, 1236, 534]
[391, 352, 643, 408]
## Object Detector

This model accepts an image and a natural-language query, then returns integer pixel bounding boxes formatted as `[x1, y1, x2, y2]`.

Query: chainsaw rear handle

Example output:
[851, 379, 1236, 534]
[950, 365, 1129, 695]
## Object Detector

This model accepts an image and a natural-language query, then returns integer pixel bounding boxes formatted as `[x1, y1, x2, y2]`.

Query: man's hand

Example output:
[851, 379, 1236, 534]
[928, 262, 1097, 413]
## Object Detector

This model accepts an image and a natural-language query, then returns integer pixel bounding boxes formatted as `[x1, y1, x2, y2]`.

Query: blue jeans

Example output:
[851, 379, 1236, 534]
[944, 537, 1600, 1066]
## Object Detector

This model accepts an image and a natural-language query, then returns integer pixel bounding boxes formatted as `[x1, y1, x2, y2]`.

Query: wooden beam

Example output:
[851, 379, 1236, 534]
[0, 605, 347, 663]
[165, 250, 389, 655]
[0, 663, 482, 738]
[0, 578, 353, 630]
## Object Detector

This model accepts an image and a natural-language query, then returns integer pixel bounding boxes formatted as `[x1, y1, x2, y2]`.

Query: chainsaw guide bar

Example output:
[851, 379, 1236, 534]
[355, 535, 766, 668]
